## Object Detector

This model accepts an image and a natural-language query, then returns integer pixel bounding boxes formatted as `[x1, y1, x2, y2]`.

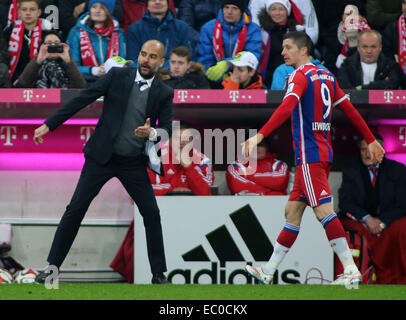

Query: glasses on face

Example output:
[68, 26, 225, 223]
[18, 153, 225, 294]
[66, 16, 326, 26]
[44, 41, 61, 45]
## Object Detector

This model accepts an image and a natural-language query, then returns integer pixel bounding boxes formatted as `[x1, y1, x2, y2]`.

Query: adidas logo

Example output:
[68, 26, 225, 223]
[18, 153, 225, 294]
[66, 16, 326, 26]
[320, 190, 328, 196]
[167, 169, 175, 175]
[167, 205, 299, 284]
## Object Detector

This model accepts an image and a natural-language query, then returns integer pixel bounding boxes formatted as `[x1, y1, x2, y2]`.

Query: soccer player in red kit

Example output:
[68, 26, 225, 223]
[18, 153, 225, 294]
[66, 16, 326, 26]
[244, 31, 385, 286]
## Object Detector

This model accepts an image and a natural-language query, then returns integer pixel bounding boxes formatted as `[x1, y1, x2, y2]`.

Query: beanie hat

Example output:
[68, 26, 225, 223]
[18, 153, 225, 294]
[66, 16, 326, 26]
[104, 56, 134, 73]
[222, 0, 246, 13]
[227, 51, 259, 70]
[265, 0, 291, 15]
[88, 0, 116, 15]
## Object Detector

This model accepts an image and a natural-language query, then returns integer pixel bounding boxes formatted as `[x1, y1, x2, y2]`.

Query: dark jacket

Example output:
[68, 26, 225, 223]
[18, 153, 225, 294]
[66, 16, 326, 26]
[0, 31, 10, 87]
[159, 62, 210, 89]
[127, 10, 195, 69]
[366, 0, 401, 31]
[177, 0, 221, 44]
[338, 157, 406, 228]
[17, 56, 86, 88]
[44, 67, 174, 167]
[337, 51, 401, 89]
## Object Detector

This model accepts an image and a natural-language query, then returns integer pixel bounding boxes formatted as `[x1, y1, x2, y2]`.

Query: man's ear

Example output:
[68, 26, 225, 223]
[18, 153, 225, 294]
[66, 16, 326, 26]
[160, 58, 165, 68]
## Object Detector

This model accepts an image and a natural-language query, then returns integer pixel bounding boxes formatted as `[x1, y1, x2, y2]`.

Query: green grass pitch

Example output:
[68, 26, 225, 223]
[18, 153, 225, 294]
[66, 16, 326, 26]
[0, 283, 406, 300]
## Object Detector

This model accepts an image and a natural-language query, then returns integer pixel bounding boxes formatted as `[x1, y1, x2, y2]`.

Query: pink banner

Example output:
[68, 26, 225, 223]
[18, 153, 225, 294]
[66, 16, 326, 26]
[0, 89, 60, 103]
[368, 90, 406, 105]
[0, 119, 96, 153]
[173, 89, 267, 104]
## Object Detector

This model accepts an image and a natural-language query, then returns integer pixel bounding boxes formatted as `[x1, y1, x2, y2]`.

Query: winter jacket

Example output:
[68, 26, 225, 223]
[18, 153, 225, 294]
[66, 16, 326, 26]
[366, 0, 401, 30]
[226, 153, 289, 195]
[337, 51, 401, 89]
[17, 56, 86, 88]
[222, 71, 264, 89]
[148, 142, 214, 196]
[3, 18, 52, 83]
[249, 0, 319, 44]
[121, 0, 176, 33]
[126, 10, 195, 69]
[177, 0, 221, 44]
[197, 8, 261, 70]
[0, 31, 9, 87]
[66, 12, 126, 76]
[159, 62, 210, 89]
[271, 58, 328, 89]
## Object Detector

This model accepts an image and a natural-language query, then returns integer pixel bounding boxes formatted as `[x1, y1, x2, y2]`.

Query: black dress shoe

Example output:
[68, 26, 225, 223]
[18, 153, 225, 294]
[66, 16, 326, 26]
[151, 273, 170, 284]
[35, 268, 59, 284]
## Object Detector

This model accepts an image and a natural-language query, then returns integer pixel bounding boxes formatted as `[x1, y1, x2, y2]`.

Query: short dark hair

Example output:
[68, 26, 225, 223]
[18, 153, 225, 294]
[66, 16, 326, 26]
[40, 30, 63, 45]
[170, 46, 192, 62]
[283, 31, 313, 56]
[18, 0, 41, 7]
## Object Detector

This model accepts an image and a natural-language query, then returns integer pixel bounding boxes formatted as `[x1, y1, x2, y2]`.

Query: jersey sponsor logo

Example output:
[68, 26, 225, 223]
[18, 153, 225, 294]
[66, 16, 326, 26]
[310, 74, 335, 82]
[286, 82, 294, 94]
[312, 122, 331, 131]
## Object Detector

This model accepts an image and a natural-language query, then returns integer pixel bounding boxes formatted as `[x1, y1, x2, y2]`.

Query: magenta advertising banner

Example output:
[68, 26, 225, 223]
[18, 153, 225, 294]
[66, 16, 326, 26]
[369, 90, 406, 106]
[173, 89, 267, 104]
[0, 89, 60, 103]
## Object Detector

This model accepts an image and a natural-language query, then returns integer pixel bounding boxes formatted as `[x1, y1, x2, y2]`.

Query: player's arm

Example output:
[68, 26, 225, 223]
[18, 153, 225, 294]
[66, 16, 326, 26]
[334, 87, 385, 163]
[242, 72, 307, 157]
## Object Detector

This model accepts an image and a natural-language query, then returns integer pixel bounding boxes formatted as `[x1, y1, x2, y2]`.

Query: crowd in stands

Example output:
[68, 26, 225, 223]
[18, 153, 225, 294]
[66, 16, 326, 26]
[1, 0, 406, 90]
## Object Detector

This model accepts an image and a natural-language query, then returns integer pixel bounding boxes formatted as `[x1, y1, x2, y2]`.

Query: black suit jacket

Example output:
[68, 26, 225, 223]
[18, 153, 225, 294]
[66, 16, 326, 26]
[45, 67, 174, 168]
[338, 157, 406, 227]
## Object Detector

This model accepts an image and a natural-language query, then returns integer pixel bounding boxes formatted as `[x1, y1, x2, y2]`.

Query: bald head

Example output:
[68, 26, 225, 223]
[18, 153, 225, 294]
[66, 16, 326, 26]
[138, 40, 166, 79]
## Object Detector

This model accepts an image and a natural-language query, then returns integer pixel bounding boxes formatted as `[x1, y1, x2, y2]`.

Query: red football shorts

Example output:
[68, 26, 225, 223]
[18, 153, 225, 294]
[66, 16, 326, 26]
[288, 162, 332, 207]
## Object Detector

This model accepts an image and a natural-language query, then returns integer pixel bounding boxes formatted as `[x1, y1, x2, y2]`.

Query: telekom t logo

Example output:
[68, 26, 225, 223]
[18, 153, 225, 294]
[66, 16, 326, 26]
[177, 90, 188, 102]
[80, 126, 95, 144]
[0, 126, 17, 146]
[23, 89, 34, 102]
[229, 91, 239, 102]
[400, 127, 406, 146]
[383, 91, 394, 103]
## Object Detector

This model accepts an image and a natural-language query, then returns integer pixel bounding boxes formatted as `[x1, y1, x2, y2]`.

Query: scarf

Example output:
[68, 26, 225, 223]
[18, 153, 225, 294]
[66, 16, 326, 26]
[336, 17, 370, 68]
[7, 0, 18, 27]
[36, 59, 69, 88]
[80, 22, 120, 67]
[398, 15, 406, 74]
[212, 15, 248, 61]
[8, 19, 42, 79]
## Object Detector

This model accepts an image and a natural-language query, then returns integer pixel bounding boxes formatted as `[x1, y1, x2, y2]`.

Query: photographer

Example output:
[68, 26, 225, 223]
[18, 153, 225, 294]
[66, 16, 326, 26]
[17, 30, 86, 88]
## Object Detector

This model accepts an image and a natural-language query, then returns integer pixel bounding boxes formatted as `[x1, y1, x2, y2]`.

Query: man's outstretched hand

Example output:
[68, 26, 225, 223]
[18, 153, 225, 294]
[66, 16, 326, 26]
[241, 133, 264, 157]
[33, 124, 50, 145]
[134, 118, 152, 138]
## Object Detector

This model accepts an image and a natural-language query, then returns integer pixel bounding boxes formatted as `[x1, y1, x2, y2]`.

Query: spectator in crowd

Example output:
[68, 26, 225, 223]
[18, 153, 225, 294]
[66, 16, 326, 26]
[312, 0, 366, 74]
[338, 134, 406, 284]
[226, 138, 289, 195]
[177, 0, 222, 44]
[221, 50, 264, 89]
[17, 30, 86, 88]
[66, 0, 126, 84]
[249, 0, 319, 45]
[271, 54, 328, 90]
[121, 0, 176, 33]
[58, 1, 123, 41]
[0, 0, 56, 29]
[0, 31, 10, 88]
[366, 0, 401, 31]
[197, 0, 261, 86]
[158, 45, 210, 89]
[336, 4, 371, 69]
[257, 0, 305, 87]
[3, 0, 52, 85]
[337, 29, 401, 90]
[126, 0, 194, 70]
[382, 0, 406, 88]
[149, 122, 214, 196]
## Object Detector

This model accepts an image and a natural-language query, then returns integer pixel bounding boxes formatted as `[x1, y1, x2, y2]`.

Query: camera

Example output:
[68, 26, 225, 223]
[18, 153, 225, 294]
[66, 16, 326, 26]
[47, 45, 63, 53]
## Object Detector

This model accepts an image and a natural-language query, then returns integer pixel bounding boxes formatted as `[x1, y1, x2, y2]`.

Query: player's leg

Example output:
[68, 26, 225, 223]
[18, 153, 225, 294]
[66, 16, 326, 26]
[246, 200, 306, 284]
[306, 162, 361, 285]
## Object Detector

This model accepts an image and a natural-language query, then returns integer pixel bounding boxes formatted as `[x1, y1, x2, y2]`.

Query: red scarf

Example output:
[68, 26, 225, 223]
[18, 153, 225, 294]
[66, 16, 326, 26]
[7, 0, 18, 27]
[8, 19, 42, 79]
[80, 22, 120, 66]
[212, 17, 247, 61]
[340, 17, 370, 57]
[398, 15, 406, 74]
